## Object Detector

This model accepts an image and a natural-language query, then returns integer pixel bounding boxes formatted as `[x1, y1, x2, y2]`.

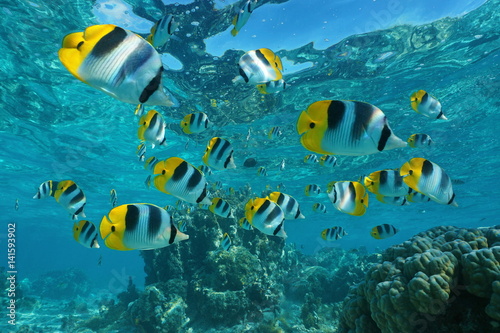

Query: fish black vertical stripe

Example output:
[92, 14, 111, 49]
[352, 102, 374, 141]
[125, 204, 140, 232]
[70, 190, 85, 205]
[239, 67, 249, 82]
[421, 92, 429, 104]
[169, 223, 178, 244]
[139, 67, 163, 103]
[273, 221, 284, 236]
[223, 152, 233, 168]
[294, 209, 302, 219]
[380, 170, 388, 186]
[187, 167, 202, 190]
[257, 199, 271, 215]
[80, 220, 90, 235]
[447, 193, 456, 205]
[216, 139, 230, 161]
[421, 160, 434, 176]
[326, 100, 345, 131]
[376, 225, 383, 234]
[267, 206, 282, 223]
[348, 182, 356, 203]
[276, 193, 285, 206]
[215, 199, 223, 209]
[285, 198, 295, 213]
[172, 161, 189, 182]
[377, 124, 391, 151]
[147, 205, 162, 238]
[91, 27, 128, 57]
[255, 49, 271, 67]
[149, 112, 159, 128]
[74, 204, 86, 216]
[196, 185, 208, 203]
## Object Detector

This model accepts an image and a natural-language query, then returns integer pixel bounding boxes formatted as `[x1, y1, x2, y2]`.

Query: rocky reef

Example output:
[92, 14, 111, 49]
[339, 225, 500, 333]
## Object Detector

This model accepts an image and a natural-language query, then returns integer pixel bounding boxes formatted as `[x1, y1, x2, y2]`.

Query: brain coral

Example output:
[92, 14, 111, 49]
[340, 225, 500, 333]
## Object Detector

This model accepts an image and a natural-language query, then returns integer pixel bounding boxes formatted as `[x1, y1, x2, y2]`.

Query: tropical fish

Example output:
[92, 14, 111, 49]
[410, 90, 447, 120]
[268, 192, 305, 219]
[231, 0, 258, 36]
[135, 103, 145, 116]
[363, 169, 410, 197]
[245, 197, 286, 238]
[277, 182, 286, 191]
[239, 217, 253, 230]
[110, 189, 117, 207]
[296, 100, 406, 156]
[99, 203, 188, 251]
[312, 202, 327, 213]
[407, 133, 434, 148]
[144, 156, 161, 173]
[257, 79, 286, 94]
[180, 112, 210, 134]
[198, 165, 212, 177]
[319, 155, 337, 168]
[209, 198, 234, 218]
[73, 220, 100, 248]
[202, 137, 236, 170]
[406, 190, 431, 203]
[375, 195, 409, 206]
[146, 14, 180, 50]
[151, 157, 212, 205]
[233, 48, 283, 85]
[400, 158, 457, 206]
[177, 220, 187, 233]
[14, 199, 19, 211]
[321, 227, 347, 241]
[136, 143, 146, 161]
[257, 166, 267, 176]
[58, 24, 176, 106]
[327, 181, 368, 216]
[34, 180, 86, 220]
[138, 110, 167, 148]
[305, 184, 321, 197]
[370, 224, 399, 239]
[304, 154, 319, 164]
[268, 126, 282, 139]
[220, 233, 232, 251]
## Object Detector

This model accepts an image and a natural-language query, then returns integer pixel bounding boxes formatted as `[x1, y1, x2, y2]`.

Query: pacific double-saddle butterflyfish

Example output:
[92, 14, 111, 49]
[73, 220, 100, 248]
[180, 112, 210, 134]
[231, 0, 258, 36]
[257, 79, 286, 94]
[370, 224, 399, 239]
[312, 202, 327, 213]
[202, 137, 236, 170]
[152, 157, 212, 205]
[146, 14, 180, 51]
[268, 126, 282, 139]
[304, 184, 321, 197]
[245, 197, 286, 238]
[363, 169, 410, 197]
[408, 133, 434, 148]
[239, 217, 253, 230]
[400, 158, 458, 206]
[257, 166, 267, 176]
[209, 198, 234, 218]
[99, 203, 188, 251]
[327, 181, 368, 216]
[410, 90, 448, 120]
[233, 48, 283, 85]
[304, 154, 319, 164]
[296, 100, 407, 156]
[268, 192, 305, 219]
[220, 233, 232, 251]
[321, 227, 347, 241]
[58, 24, 176, 106]
[34, 180, 86, 220]
[137, 110, 167, 148]
[110, 189, 117, 207]
[319, 155, 337, 168]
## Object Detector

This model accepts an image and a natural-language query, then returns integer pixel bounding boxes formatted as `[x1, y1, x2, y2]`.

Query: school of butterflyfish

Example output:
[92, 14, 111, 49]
[32, 6, 458, 252]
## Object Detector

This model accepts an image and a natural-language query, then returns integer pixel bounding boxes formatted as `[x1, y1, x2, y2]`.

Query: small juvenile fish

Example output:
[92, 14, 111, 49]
[239, 217, 253, 230]
[407, 133, 434, 148]
[370, 224, 399, 239]
[321, 227, 347, 241]
[15, 199, 19, 211]
[268, 126, 282, 139]
[136, 143, 146, 161]
[279, 159, 286, 171]
[304, 184, 321, 197]
[304, 154, 319, 164]
[257, 166, 267, 176]
[410, 90, 448, 120]
[110, 189, 117, 207]
[319, 155, 337, 168]
[312, 202, 327, 213]
[220, 233, 231, 251]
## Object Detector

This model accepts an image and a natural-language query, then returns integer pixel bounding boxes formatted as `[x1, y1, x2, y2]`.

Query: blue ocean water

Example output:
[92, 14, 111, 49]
[1, 0, 499, 331]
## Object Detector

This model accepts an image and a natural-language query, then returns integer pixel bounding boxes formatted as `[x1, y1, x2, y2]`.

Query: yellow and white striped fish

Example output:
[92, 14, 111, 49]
[400, 158, 457, 206]
[209, 198, 234, 218]
[268, 126, 282, 139]
[321, 227, 347, 241]
[305, 184, 321, 197]
[220, 233, 232, 251]
[58, 24, 176, 106]
[410, 90, 447, 120]
[268, 192, 305, 219]
[152, 157, 212, 205]
[110, 189, 117, 207]
[73, 220, 100, 248]
[245, 197, 286, 238]
[363, 169, 410, 197]
[202, 137, 236, 170]
[257, 166, 267, 176]
[231, 0, 257, 36]
[180, 112, 210, 134]
[319, 155, 337, 168]
[327, 181, 368, 216]
[304, 154, 319, 164]
[297, 100, 406, 156]
[34, 180, 87, 220]
[370, 224, 399, 239]
[233, 48, 283, 85]
[100, 203, 188, 251]
[146, 14, 180, 51]
[312, 202, 327, 213]
[138, 110, 167, 148]
[407, 133, 434, 148]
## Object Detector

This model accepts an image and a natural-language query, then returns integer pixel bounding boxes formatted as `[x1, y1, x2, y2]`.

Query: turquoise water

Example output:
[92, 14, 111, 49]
[1, 0, 499, 331]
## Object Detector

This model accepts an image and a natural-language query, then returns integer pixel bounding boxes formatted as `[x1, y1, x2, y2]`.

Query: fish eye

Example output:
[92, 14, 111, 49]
[409, 170, 413, 175]
[251, 206, 254, 210]
[77, 41, 84, 49]
[309, 122, 315, 129]
[162, 170, 166, 175]
[111, 226, 116, 232]
[143, 122, 147, 125]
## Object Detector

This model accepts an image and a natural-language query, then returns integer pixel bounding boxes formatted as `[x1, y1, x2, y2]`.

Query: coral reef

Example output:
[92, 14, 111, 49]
[31, 268, 90, 300]
[339, 225, 500, 333]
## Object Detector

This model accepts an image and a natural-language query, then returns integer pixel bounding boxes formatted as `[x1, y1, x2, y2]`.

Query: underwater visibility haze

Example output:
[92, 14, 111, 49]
[1, 0, 499, 332]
